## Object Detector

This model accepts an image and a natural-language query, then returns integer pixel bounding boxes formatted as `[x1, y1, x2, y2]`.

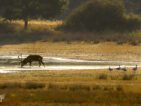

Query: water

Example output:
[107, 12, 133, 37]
[0, 55, 140, 73]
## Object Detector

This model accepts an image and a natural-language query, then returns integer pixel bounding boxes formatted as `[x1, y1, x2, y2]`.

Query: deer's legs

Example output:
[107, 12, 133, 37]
[41, 61, 45, 67]
[29, 62, 32, 67]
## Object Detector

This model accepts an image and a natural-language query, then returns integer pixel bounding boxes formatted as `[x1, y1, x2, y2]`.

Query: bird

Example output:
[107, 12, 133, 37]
[116, 65, 121, 70]
[109, 66, 113, 71]
[121, 66, 127, 71]
[132, 65, 138, 71]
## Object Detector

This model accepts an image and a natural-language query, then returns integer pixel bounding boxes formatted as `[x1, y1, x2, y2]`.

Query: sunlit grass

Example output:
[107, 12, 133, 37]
[0, 42, 141, 61]
[4, 20, 62, 33]
[0, 70, 141, 105]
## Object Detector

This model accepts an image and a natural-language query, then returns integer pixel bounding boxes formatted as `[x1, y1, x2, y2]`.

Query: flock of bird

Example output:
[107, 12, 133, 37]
[108, 65, 138, 71]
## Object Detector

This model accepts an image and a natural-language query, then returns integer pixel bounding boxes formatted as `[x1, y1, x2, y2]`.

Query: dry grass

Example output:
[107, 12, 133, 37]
[0, 70, 140, 89]
[0, 20, 141, 105]
[0, 42, 141, 61]
[6, 20, 63, 32]
[0, 70, 141, 105]
[0, 19, 141, 45]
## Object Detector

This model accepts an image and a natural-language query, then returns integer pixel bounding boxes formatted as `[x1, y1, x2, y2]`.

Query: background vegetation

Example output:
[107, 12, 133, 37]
[0, 70, 141, 106]
[0, 1, 141, 106]
[0, 0, 67, 30]
[64, 0, 141, 32]
[0, 0, 140, 44]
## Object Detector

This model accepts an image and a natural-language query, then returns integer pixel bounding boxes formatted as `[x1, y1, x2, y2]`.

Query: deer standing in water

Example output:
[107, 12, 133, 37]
[19, 55, 45, 67]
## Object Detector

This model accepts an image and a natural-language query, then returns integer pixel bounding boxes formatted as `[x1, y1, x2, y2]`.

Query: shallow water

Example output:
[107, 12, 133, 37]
[0, 55, 140, 73]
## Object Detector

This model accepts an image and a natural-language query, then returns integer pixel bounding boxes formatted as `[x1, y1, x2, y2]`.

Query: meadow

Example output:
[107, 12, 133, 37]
[1, 42, 141, 61]
[0, 20, 141, 106]
[0, 70, 141, 106]
[0, 19, 141, 45]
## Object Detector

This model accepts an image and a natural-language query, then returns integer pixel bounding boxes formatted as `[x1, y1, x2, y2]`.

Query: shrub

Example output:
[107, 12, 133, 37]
[0, 82, 21, 89]
[24, 82, 45, 89]
[64, 0, 141, 32]
[125, 14, 141, 31]
[97, 74, 108, 80]
[0, 21, 16, 33]
[92, 85, 102, 90]
[116, 85, 123, 92]
[69, 85, 90, 91]
[48, 83, 68, 90]
[122, 74, 135, 80]
[130, 40, 140, 46]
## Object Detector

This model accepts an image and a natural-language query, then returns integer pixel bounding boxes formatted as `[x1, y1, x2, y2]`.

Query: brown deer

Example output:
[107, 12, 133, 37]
[20, 55, 45, 67]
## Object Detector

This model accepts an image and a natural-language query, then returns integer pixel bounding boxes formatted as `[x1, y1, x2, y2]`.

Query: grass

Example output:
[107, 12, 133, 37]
[97, 74, 108, 80]
[24, 82, 46, 89]
[0, 19, 141, 45]
[0, 20, 141, 62]
[0, 20, 62, 33]
[1, 19, 141, 105]
[122, 74, 136, 80]
[1, 41, 141, 62]
[0, 82, 45, 89]
[0, 70, 140, 105]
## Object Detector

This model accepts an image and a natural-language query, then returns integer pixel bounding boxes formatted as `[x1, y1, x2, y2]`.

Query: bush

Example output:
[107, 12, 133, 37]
[116, 85, 123, 92]
[24, 82, 45, 89]
[0, 82, 22, 89]
[0, 21, 16, 33]
[122, 74, 135, 80]
[97, 74, 108, 80]
[64, 0, 141, 32]
[69, 85, 90, 91]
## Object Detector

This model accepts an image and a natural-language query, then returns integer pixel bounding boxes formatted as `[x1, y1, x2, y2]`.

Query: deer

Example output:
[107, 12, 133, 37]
[19, 55, 45, 67]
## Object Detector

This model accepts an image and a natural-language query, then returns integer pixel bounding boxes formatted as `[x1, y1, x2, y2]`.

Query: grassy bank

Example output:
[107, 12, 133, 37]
[0, 70, 141, 106]
[0, 42, 141, 61]
[0, 20, 141, 45]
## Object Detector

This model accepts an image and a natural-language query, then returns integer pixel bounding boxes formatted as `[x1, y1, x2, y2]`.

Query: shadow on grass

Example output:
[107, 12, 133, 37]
[0, 20, 141, 46]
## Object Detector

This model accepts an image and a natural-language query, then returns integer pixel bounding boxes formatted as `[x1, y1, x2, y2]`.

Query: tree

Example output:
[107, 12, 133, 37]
[61, 0, 86, 18]
[65, 0, 126, 31]
[0, 0, 67, 30]
[64, 0, 141, 31]
[125, 0, 141, 14]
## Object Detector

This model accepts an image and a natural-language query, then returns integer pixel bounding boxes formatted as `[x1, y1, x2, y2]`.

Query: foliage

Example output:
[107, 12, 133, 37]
[97, 74, 108, 80]
[125, 0, 141, 14]
[0, 82, 45, 89]
[0, 0, 67, 29]
[122, 74, 135, 80]
[62, 0, 86, 18]
[64, 0, 141, 32]
[24, 82, 45, 89]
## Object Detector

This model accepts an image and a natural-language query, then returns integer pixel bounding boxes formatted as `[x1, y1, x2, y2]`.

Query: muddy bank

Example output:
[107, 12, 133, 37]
[0, 55, 140, 73]
[0, 42, 141, 61]
[0, 55, 141, 66]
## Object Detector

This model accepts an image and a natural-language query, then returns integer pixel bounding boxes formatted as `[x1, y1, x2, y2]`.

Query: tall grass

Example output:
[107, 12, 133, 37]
[0, 82, 46, 89]
[0, 71, 140, 105]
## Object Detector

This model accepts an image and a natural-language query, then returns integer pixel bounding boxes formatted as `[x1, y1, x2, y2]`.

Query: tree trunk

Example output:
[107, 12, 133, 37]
[24, 19, 28, 30]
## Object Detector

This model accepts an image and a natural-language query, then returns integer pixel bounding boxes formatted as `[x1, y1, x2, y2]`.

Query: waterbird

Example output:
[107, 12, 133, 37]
[121, 66, 127, 71]
[133, 65, 138, 71]
[109, 66, 113, 71]
[116, 65, 121, 70]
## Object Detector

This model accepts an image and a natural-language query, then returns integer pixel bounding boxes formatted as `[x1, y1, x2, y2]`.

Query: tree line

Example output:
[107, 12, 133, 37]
[0, 0, 140, 31]
[0, 0, 68, 30]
